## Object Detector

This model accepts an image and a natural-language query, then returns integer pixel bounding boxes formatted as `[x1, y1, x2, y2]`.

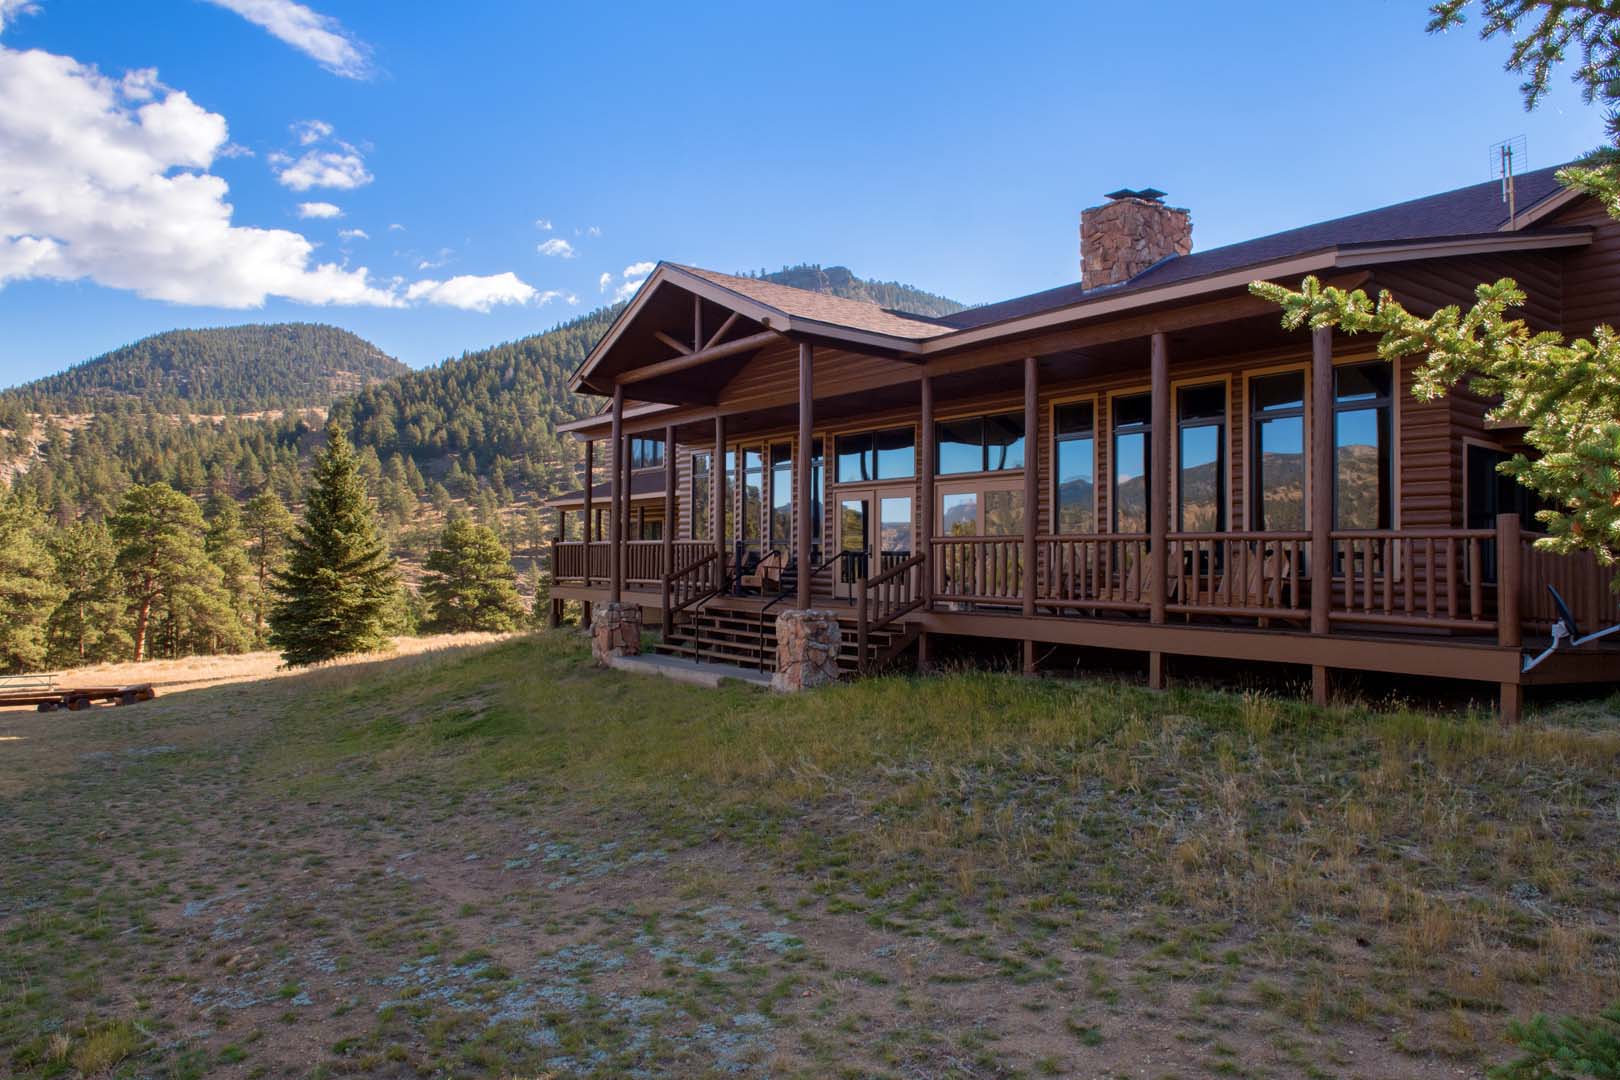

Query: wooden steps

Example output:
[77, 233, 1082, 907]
[652, 598, 916, 677]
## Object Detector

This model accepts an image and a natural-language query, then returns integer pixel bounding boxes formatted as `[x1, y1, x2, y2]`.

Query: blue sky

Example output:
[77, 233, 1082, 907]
[0, 0, 1606, 386]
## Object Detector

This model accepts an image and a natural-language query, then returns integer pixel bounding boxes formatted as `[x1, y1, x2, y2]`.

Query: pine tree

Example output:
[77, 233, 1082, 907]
[0, 494, 67, 673]
[421, 516, 526, 633]
[243, 491, 294, 648]
[108, 483, 235, 661]
[204, 494, 255, 653]
[45, 520, 130, 667]
[269, 426, 398, 665]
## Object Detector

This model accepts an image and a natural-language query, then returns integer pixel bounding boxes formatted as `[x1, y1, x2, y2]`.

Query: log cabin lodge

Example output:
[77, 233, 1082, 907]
[545, 167, 1620, 718]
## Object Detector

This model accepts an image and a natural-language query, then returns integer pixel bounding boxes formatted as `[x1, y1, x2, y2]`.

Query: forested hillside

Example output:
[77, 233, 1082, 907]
[7, 324, 408, 414]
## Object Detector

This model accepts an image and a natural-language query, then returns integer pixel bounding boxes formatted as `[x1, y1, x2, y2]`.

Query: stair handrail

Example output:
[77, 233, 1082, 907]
[661, 550, 721, 639]
[856, 551, 927, 675]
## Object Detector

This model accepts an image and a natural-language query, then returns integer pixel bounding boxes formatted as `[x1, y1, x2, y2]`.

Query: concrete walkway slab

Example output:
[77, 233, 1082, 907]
[606, 653, 774, 690]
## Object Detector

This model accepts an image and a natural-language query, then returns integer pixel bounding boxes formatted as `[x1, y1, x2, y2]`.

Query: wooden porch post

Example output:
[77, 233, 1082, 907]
[918, 371, 934, 670]
[582, 440, 594, 587]
[1498, 511, 1523, 723]
[1147, 332, 1169, 689]
[1022, 356, 1039, 674]
[1310, 326, 1333, 705]
[797, 343, 814, 611]
[712, 413, 726, 591]
[662, 423, 676, 638]
[609, 385, 624, 604]
[622, 432, 633, 547]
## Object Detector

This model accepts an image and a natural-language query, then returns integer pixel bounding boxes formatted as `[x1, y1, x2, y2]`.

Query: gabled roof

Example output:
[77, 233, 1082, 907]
[571, 164, 1588, 400]
[937, 165, 1573, 330]
[670, 265, 949, 340]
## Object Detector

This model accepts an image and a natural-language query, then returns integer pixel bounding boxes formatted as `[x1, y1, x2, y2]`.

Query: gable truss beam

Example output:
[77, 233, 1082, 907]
[616, 329, 782, 386]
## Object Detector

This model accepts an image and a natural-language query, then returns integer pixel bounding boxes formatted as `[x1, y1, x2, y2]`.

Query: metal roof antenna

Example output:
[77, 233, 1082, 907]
[1491, 135, 1527, 226]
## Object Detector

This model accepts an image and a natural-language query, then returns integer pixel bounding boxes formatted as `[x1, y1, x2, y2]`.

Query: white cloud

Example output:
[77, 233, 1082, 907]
[406, 272, 536, 313]
[613, 277, 647, 302]
[537, 237, 574, 258]
[0, 44, 395, 308]
[597, 271, 612, 293]
[338, 227, 367, 241]
[0, 41, 536, 315]
[296, 200, 341, 219]
[387, 222, 404, 231]
[623, 260, 655, 278]
[202, 0, 372, 79]
[271, 145, 370, 191]
[293, 118, 332, 145]
[0, 1, 38, 33]
[534, 217, 552, 231]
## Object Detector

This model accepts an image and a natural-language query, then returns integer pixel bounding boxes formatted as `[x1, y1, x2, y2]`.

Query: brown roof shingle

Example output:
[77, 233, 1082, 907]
[671, 264, 950, 340]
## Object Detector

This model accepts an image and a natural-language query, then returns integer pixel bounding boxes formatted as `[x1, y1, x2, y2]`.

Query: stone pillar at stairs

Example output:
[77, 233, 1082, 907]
[590, 601, 643, 666]
[772, 609, 841, 692]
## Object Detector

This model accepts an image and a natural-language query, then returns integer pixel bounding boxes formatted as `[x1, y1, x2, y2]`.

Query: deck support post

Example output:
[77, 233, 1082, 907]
[1500, 681, 1523, 724]
[1311, 664, 1330, 707]
[1148, 333, 1169, 689]
[712, 413, 726, 592]
[920, 372, 934, 609]
[608, 387, 624, 604]
[1148, 650, 1165, 691]
[797, 342, 814, 611]
[582, 440, 594, 587]
[662, 423, 677, 639]
[1310, 326, 1333, 636]
[917, 629, 931, 672]
[1022, 356, 1039, 618]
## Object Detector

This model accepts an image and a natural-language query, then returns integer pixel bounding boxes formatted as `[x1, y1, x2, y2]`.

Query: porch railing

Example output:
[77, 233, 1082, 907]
[552, 540, 711, 587]
[1167, 532, 1310, 621]
[932, 536, 1027, 605]
[1327, 529, 1496, 633]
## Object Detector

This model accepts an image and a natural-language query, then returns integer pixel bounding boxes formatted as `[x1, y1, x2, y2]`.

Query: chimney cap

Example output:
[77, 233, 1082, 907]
[1104, 187, 1167, 203]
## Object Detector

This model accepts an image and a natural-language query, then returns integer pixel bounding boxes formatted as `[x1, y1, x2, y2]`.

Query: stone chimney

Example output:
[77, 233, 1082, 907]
[1080, 188, 1192, 290]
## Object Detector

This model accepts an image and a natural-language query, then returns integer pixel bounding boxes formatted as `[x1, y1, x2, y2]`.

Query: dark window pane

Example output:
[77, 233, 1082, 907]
[770, 446, 792, 548]
[1178, 384, 1225, 423]
[835, 433, 872, 483]
[810, 439, 824, 545]
[1254, 416, 1304, 531]
[936, 419, 980, 475]
[880, 497, 912, 553]
[1178, 424, 1222, 531]
[1055, 402, 1094, 437]
[1334, 407, 1387, 529]
[1114, 393, 1151, 429]
[1335, 362, 1391, 403]
[875, 427, 915, 479]
[984, 413, 1025, 471]
[690, 452, 711, 540]
[1252, 371, 1304, 414]
[1056, 436, 1095, 533]
[941, 492, 978, 536]
[743, 448, 763, 545]
[1114, 430, 1149, 533]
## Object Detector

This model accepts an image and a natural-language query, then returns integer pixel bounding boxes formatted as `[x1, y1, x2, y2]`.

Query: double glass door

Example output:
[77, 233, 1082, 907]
[836, 489, 913, 582]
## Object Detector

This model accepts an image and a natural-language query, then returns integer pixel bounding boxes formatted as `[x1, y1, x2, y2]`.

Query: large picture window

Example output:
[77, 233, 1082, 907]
[628, 437, 664, 470]
[1176, 383, 1226, 532]
[690, 451, 711, 540]
[1250, 372, 1306, 530]
[1333, 362, 1393, 530]
[742, 447, 763, 550]
[1112, 393, 1151, 533]
[1054, 402, 1096, 533]
[936, 412, 1025, 475]
[835, 427, 915, 483]
[769, 443, 792, 550]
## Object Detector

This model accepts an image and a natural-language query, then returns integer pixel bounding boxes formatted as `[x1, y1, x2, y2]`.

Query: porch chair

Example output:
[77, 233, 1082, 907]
[740, 549, 785, 593]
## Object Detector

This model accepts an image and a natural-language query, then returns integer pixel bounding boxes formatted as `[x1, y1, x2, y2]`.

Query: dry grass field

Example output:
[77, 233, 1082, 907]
[2, 631, 1617, 1078]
